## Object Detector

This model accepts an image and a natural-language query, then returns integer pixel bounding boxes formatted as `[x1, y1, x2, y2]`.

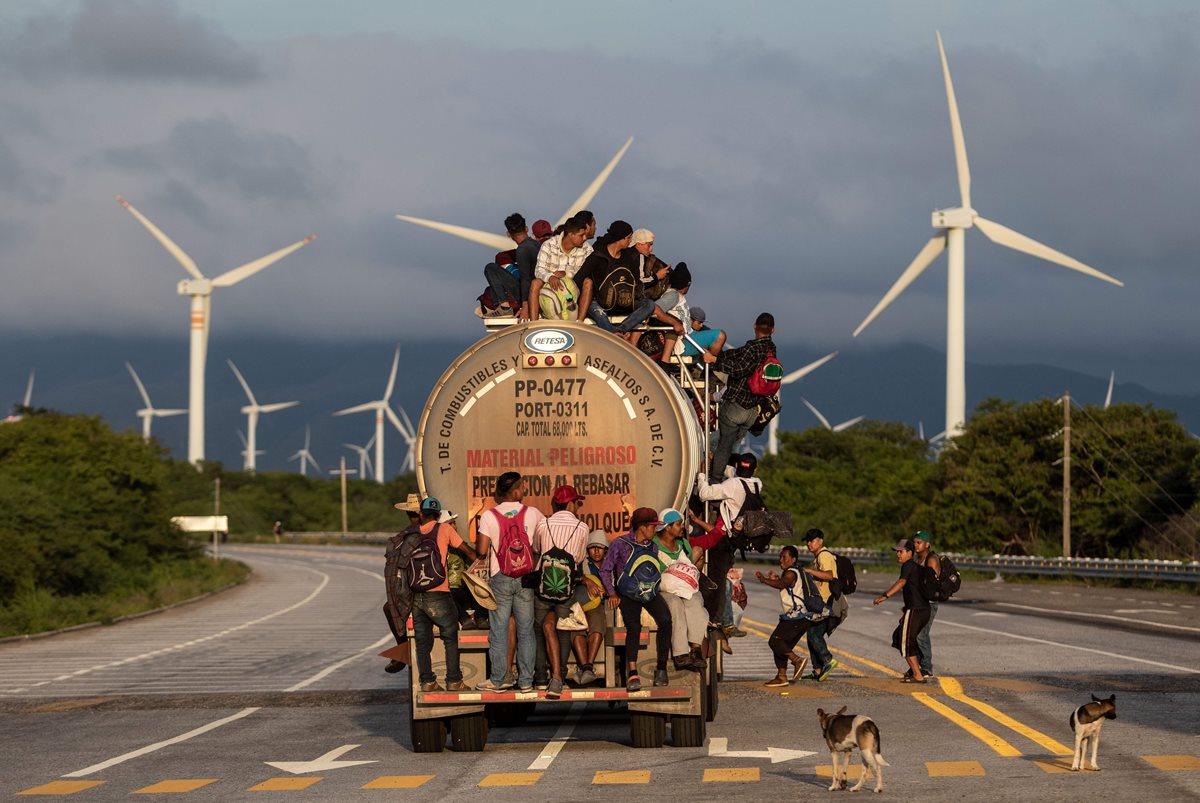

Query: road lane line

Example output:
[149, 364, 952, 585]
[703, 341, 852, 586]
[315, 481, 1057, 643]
[62, 707, 262, 777]
[4, 566, 332, 695]
[286, 634, 393, 692]
[935, 619, 1200, 674]
[910, 693, 1021, 756]
[938, 677, 1072, 755]
[527, 703, 585, 770]
[741, 617, 876, 677]
[994, 603, 1200, 633]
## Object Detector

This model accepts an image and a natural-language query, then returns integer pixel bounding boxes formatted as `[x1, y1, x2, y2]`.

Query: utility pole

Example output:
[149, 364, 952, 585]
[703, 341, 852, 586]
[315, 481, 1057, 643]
[330, 458, 356, 536]
[212, 476, 221, 561]
[1062, 391, 1071, 558]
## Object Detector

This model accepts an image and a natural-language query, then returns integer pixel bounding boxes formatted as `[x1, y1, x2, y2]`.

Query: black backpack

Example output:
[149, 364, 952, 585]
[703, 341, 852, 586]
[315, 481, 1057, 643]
[405, 526, 446, 593]
[731, 480, 776, 554]
[596, 262, 637, 312]
[922, 554, 961, 602]
[820, 549, 856, 597]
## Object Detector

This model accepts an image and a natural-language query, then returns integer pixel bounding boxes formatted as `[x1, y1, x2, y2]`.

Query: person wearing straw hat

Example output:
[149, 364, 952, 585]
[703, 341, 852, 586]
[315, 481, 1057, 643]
[382, 493, 422, 674]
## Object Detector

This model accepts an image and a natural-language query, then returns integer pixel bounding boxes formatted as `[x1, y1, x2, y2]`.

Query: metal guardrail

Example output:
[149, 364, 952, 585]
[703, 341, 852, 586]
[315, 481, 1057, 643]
[739, 546, 1200, 583]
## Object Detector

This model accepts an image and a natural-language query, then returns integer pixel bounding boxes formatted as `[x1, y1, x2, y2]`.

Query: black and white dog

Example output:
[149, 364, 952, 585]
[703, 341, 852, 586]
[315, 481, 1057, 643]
[817, 706, 890, 793]
[1069, 694, 1117, 771]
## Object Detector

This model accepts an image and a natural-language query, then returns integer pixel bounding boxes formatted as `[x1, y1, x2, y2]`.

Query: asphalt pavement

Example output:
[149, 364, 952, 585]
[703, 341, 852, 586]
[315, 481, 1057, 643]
[1, 544, 1197, 801]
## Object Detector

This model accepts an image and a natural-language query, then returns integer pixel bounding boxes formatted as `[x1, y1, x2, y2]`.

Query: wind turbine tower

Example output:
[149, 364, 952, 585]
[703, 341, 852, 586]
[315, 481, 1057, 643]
[851, 34, 1123, 438]
[115, 196, 315, 465]
[767, 351, 838, 456]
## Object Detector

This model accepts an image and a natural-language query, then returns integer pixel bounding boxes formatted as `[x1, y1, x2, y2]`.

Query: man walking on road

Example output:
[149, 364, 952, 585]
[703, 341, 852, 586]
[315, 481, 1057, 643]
[873, 538, 931, 683]
[912, 531, 940, 680]
[755, 545, 810, 686]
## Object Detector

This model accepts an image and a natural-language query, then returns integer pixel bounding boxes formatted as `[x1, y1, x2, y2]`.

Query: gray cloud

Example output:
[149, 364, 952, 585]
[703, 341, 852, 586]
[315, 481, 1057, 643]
[0, 136, 63, 202]
[2, 0, 261, 84]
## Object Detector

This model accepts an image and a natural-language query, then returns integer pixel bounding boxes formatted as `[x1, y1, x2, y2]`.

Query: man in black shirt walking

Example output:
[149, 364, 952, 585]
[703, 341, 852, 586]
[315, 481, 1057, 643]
[872, 538, 931, 683]
[702, 312, 776, 483]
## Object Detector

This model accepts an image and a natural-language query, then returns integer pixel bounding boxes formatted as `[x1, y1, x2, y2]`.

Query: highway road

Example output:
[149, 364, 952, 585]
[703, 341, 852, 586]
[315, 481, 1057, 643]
[1, 544, 1197, 800]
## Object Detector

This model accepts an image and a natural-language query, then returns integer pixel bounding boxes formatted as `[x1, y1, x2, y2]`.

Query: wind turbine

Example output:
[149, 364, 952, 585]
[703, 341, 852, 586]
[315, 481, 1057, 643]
[227, 359, 298, 472]
[125, 362, 186, 442]
[333, 346, 408, 484]
[395, 138, 634, 250]
[3, 370, 35, 424]
[767, 351, 839, 456]
[115, 196, 315, 465]
[1104, 371, 1115, 409]
[238, 429, 265, 467]
[397, 406, 417, 474]
[290, 425, 320, 477]
[800, 398, 864, 433]
[344, 432, 377, 480]
[851, 33, 1123, 439]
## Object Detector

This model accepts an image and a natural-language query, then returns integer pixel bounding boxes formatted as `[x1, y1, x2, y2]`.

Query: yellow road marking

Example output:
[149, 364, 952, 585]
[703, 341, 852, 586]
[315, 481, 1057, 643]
[1035, 758, 1075, 773]
[479, 772, 543, 787]
[829, 647, 902, 678]
[926, 760, 986, 777]
[702, 767, 760, 782]
[133, 779, 219, 793]
[911, 692, 1021, 756]
[248, 777, 323, 791]
[592, 770, 651, 784]
[938, 677, 1072, 755]
[739, 618, 867, 677]
[17, 781, 105, 796]
[362, 775, 435, 789]
[816, 765, 864, 780]
[1142, 755, 1200, 771]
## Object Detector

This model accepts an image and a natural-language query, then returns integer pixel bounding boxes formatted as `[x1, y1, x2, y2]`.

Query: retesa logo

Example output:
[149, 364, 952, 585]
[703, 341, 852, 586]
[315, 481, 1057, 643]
[525, 329, 574, 353]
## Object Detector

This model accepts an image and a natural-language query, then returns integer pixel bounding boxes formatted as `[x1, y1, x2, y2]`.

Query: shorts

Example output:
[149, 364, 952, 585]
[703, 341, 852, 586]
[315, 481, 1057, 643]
[572, 583, 607, 635]
[892, 607, 931, 658]
[534, 595, 575, 623]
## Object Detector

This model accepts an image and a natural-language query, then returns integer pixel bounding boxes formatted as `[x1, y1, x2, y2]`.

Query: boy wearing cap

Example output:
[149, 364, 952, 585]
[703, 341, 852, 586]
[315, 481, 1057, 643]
[911, 531, 941, 679]
[534, 485, 590, 698]
[569, 530, 610, 686]
[680, 307, 726, 358]
[653, 508, 708, 671]
[873, 538, 931, 683]
[411, 497, 478, 692]
[696, 452, 764, 630]
[598, 507, 674, 691]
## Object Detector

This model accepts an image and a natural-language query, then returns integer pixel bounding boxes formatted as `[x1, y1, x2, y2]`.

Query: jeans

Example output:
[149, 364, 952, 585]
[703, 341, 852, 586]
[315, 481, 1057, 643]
[411, 591, 461, 684]
[618, 594, 672, 671]
[710, 401, 759, 482]
[806, 617, 833, 671]
[701, 538, 734, 623]
[483, 262, 520, 307]
[488, 573, 535, 686]
[768, 617, 809, 671]
[723, 582, 735, 628]
[917, 601, 938, 675]
[588, 298, 657, 333]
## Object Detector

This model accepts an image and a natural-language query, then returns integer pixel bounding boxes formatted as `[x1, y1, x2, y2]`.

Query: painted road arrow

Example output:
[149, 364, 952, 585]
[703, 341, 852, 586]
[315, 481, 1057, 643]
[707, 737, 816, 763]
[265, 744, 378, 774]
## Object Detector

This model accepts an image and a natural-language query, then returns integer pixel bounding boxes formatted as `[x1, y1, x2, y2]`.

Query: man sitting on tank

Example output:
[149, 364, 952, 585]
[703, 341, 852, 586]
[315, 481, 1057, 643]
[529, 214, 592, 322]
[679, 306, 726, 359]
[574, 220, 658, 333]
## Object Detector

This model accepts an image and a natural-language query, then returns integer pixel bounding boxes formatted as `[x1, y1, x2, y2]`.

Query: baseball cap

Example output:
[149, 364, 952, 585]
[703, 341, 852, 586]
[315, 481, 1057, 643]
[495, 249, 517, 266]
[420, 497, 442, 513]
[630, 507, 663, 529]
[532, 219, 553, 240]
[587, 530, 610, 549]
[631, 228, 654, 245]
[393, 492, 421, 512]
[893, 538, 915, 552]
[912, 530, 931, 545]
[735, 452, 758, 477]
[552, 485, 584, 504]
[690, 306, 706, 323]
[655, 508, 683, 531]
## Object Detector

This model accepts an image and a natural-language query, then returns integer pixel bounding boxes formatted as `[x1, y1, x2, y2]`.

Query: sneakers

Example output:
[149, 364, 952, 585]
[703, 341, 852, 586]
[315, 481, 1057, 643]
[517, 682, 534, 693]
[501, 669, 517, 689]
[653, 669, 670, 687]
[627, 674, 642, 692]
[533, 675, 550, 691]
[577, 668, 598, 686]
[816, 659, 839, 682]
[546, 678, 563, 699]
[420, 681, 444, 692]
[475, 679, 505, 691]
[445, 680, 468, 691]
[764, 675, 789, 688]
[790, 656, 809, 682]
[384, 659, 405, 674]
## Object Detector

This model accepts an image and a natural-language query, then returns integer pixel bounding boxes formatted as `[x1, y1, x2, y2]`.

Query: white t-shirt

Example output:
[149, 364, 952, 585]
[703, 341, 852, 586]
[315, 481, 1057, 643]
[696, 474, 762, 530]
[478, 501, 549, 576]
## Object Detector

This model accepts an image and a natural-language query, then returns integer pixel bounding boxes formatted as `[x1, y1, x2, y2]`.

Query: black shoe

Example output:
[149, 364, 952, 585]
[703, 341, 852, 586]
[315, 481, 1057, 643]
[384, 659, 405, 674]
[653, 669, 670, 686]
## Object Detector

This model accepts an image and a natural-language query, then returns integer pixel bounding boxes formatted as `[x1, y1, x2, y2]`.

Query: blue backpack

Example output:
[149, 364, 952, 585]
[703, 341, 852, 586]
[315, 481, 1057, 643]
[616, 536, 662, 603]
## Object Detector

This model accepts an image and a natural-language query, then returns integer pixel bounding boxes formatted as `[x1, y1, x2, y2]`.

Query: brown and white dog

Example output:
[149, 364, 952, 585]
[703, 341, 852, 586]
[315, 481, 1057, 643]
[817, 706, 890, 793]
[1069, 694, 1117, 771]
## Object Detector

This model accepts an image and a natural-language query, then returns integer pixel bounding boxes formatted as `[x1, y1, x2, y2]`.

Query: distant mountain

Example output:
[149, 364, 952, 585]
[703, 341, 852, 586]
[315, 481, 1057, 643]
[3, 332, 1197, 474]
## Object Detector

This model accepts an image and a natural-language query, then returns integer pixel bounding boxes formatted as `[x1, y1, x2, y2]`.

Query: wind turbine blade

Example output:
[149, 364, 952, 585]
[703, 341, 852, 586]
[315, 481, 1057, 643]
[153, 409, 188, 417]
[936, 32, 971, 209]
[238, 430, 248, 448]
[918, 421, 926, 441]
[383, 345, 401, 401]
[399, 407, 416, 439]
[782, 351, 838, 385]
[304, 425, 312, 450]
[800, 397, 832, 430]
[853, 235, 946, 337]
[394, 215, 512, 251]
[832, 415, 865, 433]
[290, 450, 303, 462]
[115, 196, 204, 280]
[556, 137, 634, 226]
[305, 453, 321, 472]
[973, 217, 1123, 286]
[333, 401, 377, 416]
[365, 431, 377, 450]
[125, 362, 152, 407]
[259, 401, 299, 414]
[1105, 371, 1114, 409]
[23, 370, 35, 407]
[385, 405, 408, 438]
[226, 359, 257, 406]
[210, 235, 316, 288]
[930, 430, 947, 444]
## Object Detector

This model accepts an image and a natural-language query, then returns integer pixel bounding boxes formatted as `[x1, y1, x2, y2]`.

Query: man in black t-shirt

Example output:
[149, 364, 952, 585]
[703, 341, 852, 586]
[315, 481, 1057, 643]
[576, 220, 659, 333]
[872, 538, 931, 683]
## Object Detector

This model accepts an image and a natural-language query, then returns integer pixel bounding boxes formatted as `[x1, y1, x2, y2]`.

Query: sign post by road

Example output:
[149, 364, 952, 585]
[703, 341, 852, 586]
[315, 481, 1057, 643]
[329, 457, 356, 536]
[171, 515, 230, 561]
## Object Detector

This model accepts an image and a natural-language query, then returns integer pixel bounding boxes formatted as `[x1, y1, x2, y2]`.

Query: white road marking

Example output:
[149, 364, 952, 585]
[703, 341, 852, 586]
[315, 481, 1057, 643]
[708, 737, 816, 762]
[937, 619, 1200, 674]
[286, 634, 392, 692]
[527, 702, 584, 770]
[266, 744, 378, 774]
[994, 603, 1200, 633]
[972, 612, 1009, 618]
[1113, 609, 1179, 616]
[3, 567, 331, 695]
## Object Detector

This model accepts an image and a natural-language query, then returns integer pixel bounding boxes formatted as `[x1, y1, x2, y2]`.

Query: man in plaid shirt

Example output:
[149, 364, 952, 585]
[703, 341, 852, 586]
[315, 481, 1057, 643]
[701, 312, 776, 482]
[528, 216, 593, 321]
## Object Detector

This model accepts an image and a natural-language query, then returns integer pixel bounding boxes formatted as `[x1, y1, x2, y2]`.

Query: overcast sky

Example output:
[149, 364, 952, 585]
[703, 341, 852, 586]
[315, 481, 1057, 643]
[2, 0, 1197, 393]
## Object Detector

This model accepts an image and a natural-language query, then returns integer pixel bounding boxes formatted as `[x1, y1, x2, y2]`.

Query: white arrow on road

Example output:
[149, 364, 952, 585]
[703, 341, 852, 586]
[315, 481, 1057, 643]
[708, 737, 816, 763]
[265, 744, 378, 774]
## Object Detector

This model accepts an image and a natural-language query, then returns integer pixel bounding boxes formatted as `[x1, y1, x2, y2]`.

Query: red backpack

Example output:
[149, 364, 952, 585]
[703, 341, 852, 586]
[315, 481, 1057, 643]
[747, 349, 783, 396]
[491, 506, 535, 578]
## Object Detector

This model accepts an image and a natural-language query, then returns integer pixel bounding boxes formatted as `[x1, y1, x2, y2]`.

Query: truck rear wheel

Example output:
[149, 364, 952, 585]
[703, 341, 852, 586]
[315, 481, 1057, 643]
[410, 717, 447, 753]
[630, 712, 666, 748]
[671, 713, 706, 748]
[450, 713, 488, 751]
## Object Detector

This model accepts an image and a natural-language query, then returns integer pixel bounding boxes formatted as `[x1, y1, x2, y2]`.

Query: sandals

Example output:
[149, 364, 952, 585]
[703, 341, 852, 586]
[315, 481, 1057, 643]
[900, 675, 928, 684]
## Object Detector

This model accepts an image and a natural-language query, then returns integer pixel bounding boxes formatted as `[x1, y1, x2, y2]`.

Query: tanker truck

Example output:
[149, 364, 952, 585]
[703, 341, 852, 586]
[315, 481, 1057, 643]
[406, 320, 721, 751]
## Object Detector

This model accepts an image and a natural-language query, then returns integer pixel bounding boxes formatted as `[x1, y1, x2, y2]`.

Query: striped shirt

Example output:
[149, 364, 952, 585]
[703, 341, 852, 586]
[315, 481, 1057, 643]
[534, 233, 593, 282]
[538, 510, 589, 565]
